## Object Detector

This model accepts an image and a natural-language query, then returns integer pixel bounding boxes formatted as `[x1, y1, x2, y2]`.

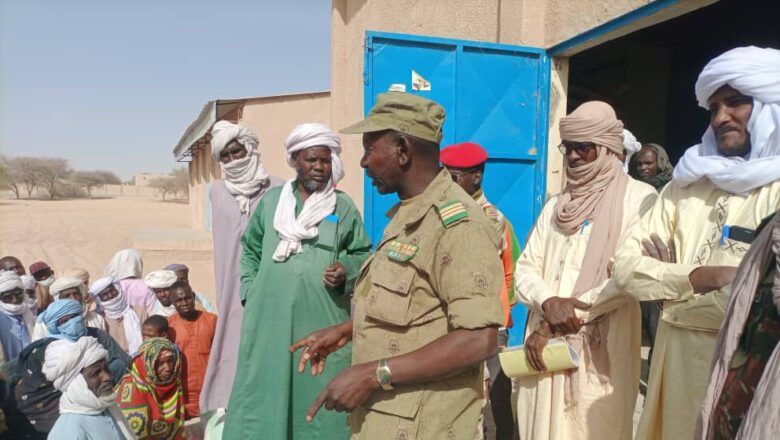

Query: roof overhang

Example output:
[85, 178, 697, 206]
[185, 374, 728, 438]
[172, 99, 245, 161]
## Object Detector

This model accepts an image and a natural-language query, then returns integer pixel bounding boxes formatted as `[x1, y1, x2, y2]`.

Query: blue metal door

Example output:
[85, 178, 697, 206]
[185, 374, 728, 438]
[363, 32, 551, 345]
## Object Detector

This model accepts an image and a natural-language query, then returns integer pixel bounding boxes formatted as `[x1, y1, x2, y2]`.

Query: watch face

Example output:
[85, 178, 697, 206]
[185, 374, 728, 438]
[378, 369, 392, 385]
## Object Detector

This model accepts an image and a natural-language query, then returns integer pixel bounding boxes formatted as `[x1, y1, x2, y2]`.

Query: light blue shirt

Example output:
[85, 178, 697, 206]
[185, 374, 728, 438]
[0, 310, 30, 360]
[48, 411, 125, 440]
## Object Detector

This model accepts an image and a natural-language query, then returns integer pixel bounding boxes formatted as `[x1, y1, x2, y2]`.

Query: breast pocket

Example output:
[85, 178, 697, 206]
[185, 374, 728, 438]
[364, 263, 416, 327]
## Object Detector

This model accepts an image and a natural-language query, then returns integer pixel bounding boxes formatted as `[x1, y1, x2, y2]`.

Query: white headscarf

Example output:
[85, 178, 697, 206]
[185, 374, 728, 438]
[89, 277, 143, 355]
[211, 121, 270, 214]
[49, 277, 87, 301]
[104, 249, 143, 280]
[20, 274, 37, 312]
[673, 46, 780, 194]
[622, 129, 642, 173]
[0, 270, 25, 315]
[43, 337, 135, 438]
[143, 270, 178, 317]
[143, 270, 177, 289]
[272, 123, 344, 262]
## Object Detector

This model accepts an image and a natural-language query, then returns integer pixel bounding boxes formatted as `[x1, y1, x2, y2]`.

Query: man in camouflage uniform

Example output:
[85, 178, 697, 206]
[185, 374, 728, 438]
[441, 141, 521, 440]
[291, 91, 506, 439]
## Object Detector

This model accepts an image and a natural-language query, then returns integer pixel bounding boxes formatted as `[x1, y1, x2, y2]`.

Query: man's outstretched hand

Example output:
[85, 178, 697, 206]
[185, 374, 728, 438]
[289, 321, 353, 376]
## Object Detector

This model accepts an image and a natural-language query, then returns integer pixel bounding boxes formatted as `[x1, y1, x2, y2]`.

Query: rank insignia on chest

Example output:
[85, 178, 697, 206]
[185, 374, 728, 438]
[386, 240, 418, 262]
[483, 205, 499, 221]
[437, 200, 468, 228]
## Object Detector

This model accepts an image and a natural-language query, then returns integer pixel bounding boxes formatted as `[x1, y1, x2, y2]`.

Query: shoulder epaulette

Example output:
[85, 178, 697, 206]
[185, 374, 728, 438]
[436, 200, 469, 228]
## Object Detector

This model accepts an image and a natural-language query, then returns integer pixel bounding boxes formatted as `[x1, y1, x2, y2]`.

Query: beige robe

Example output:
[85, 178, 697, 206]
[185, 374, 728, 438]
[103, 305, 147, 354]
[614, 178, 780, 440]
[515, 178, 656, 440]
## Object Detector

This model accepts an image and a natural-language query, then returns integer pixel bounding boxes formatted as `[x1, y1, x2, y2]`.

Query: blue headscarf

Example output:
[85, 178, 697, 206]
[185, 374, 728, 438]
[38, 299, 86, 341]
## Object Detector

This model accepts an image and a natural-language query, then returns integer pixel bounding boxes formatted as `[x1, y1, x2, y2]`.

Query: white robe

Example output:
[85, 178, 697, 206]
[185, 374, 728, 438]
[515, 178, 657, 440]
[614, 178, 780, 440]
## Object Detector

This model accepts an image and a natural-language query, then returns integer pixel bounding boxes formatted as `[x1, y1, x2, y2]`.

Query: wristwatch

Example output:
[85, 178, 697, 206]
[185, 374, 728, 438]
[375, 358, 394, 390]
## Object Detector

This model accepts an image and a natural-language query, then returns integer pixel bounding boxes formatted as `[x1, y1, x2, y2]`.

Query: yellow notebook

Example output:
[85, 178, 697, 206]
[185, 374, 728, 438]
[498, 337, 580, 378]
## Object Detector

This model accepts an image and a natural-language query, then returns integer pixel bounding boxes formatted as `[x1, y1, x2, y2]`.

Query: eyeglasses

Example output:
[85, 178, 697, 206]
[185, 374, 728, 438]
[449, 168, 479, 183]
[0, 288, 24, 303]
[558, 141, 596, 156]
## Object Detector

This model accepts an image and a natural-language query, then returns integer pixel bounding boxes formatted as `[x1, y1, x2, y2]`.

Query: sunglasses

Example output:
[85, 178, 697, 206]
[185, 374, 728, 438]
[449, 168, 480, 183]
[558, 141, 596, 155]
[0, 288, 24, 303]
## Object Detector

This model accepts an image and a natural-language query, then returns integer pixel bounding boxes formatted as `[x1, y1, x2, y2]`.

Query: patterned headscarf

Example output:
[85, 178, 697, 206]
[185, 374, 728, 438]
[116, 337, 185, 439]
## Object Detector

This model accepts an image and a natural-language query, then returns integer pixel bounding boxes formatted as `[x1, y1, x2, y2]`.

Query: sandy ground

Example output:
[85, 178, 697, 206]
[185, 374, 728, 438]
[0, 196, 215, 303]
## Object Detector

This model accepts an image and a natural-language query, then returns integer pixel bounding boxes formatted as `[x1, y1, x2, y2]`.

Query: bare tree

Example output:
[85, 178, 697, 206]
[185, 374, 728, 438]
[7, 157, 44, 199]
[148, 176, 177, 201]
[71, 170, 122, 198]
[72, 171, 105, 198]
[94, 170, 121, 185]
[0, 156, 20, 199]
[37, 158, 71, 200]
[172, 167, 189, 199]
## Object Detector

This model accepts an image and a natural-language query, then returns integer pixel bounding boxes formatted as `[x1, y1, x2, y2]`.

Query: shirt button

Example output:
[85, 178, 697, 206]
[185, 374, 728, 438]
[396, 429, 409, 440]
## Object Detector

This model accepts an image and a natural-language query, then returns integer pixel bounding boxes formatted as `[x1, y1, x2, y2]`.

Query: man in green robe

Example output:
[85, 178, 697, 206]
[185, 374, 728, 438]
[223, 123, 372, 439]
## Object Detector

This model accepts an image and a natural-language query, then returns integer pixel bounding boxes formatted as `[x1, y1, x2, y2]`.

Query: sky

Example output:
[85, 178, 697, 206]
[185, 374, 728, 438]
[0, 0, 331, 180]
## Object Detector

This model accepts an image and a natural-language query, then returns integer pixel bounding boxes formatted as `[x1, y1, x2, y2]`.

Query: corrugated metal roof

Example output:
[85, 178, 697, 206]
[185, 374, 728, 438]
[172, 99, 244, 160]
[171, 91, 330, 160]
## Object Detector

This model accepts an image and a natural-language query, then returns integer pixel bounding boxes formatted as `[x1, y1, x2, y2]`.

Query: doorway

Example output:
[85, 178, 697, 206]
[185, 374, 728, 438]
[567, 0, 779, 164]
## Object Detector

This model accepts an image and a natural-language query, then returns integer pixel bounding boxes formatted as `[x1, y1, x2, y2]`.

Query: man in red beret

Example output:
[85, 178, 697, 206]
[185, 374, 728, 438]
[440, 141, 520, 440]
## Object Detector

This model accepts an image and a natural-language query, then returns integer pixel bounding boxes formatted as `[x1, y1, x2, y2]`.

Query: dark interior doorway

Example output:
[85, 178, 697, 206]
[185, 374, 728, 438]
[567, 0, 779, 164]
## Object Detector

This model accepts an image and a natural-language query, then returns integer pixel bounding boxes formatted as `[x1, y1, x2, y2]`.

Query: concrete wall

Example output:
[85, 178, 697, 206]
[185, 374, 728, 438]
[186, 92, 331, 231]
[2, 184, 157, 199]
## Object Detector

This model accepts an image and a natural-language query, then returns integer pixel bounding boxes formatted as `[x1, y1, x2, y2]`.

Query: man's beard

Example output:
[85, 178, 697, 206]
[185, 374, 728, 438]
[299, 176, 329, 193]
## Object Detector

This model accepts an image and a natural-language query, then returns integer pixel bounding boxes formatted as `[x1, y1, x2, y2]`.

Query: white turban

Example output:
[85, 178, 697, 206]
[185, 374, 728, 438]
[49, 276, 87, 300]
[43, 337, 131, 429]
[0, 270, 23, 293]
[144, 270, 178, 317]
[43, 337, 108, 392]
[90, 277, 142, 355]
[0, 271, 25, 315]
[104, 249, 143, 280]
[143, 270, 177, 289]
[674, 46, 780, 194]
[284, 123, 345, 184]
[210, 121, 270, 213]
[272, 123, 343, 262]
[20, 275, 36, 290]
[61, 268, 90, 286]
[622, 129, 642, 173]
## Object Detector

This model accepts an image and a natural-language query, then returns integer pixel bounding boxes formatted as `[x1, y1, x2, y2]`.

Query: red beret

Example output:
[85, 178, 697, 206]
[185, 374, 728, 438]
[29, 261, 50, 275]
[440, 142, 488, 168]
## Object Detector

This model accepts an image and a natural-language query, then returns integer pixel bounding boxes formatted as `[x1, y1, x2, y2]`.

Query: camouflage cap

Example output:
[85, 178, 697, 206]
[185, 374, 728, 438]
[340, 92, 446, 144]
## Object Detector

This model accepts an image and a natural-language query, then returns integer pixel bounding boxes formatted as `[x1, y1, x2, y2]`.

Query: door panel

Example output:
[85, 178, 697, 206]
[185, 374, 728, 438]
[363, 32, 551, 345]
